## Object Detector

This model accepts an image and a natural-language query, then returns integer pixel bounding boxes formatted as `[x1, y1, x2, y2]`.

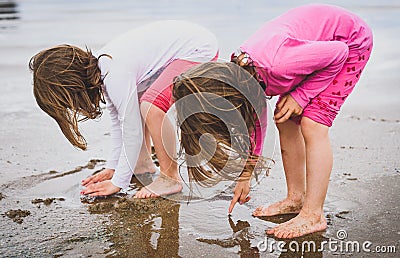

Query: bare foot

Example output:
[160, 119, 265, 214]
[252, 197, 303, 217]
[134, 173, 183, 198]
[266, 211, 327, 239]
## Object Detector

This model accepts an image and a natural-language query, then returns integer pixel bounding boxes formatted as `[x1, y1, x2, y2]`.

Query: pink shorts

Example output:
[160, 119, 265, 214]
[293, 42, 373, 127]
[140, 54, 218, 112]
[254, 39, 373, 155]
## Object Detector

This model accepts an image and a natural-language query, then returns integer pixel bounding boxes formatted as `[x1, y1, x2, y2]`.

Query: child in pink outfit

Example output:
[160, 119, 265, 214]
[168, 4, 372, 239]
[236, 4, 373, 153]
[231, 4, 373, 238]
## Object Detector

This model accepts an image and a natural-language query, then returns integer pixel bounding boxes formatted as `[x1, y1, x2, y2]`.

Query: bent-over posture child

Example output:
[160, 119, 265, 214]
[172, 4, 372, 238]
[30, 20, 218, 198]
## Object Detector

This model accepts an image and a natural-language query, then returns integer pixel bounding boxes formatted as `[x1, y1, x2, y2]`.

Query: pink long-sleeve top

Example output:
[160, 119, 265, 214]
[240, 4, 372, 108]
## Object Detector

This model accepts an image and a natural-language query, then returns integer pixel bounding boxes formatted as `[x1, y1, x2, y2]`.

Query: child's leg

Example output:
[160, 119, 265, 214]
[253, 119, 306, 216]
[134, 118, 157, 174]
[135, 59, 201, 198]
[267, 44, 372, 238]
[267, 117, 331, 238]
[135, 102, 182, 198]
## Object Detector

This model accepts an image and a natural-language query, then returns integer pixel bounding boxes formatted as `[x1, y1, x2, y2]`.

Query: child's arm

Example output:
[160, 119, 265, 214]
[81, 168, 115, 186]
[271, 38, 349, 123]
[278, 38, 349, 109]
[229, 173, 252, 213]
[82, 72, 143, 196]
[109, 86, 143, 189]
[81, 91, 124, 188]
[274, 94, 303, 124]
[252, 106, 268, 155]
[229, 107, 268, 212]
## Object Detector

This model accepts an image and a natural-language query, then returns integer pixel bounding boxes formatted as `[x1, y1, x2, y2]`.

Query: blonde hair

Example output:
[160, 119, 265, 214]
[29, 45, 110, 150]
[172, 62, 266, 187]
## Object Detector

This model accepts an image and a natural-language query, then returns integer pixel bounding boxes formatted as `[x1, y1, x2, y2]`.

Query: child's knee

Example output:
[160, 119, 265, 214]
[140, 101, 152, 117]
[300, 117, 328, 141]
[140, 101, 167, 124]
[276, 119, 299, 134]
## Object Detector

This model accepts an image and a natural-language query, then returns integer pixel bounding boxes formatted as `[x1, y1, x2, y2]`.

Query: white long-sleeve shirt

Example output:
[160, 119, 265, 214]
[96, 20, 218, 189]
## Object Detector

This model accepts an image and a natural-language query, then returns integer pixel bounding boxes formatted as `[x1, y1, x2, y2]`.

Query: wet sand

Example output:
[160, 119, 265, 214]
[0, 0, 399, 257]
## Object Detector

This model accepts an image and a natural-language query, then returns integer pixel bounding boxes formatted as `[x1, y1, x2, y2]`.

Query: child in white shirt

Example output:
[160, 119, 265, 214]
[30, 20, 218, 197]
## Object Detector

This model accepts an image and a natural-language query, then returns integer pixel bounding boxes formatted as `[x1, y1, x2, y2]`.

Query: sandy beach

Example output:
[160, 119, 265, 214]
[0, 0, 399, 257]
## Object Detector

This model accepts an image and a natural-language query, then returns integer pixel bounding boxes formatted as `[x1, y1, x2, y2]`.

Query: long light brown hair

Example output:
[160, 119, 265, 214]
[29, 45, 110, 150]
[172, 62, 266, 187]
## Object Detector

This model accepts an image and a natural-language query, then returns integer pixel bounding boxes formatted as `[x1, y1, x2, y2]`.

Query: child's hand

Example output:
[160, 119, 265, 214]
[228, 180, 251, 213]
[274, 94, 303, 123]
[80, 180, 121, 196]
[81, 168, 115, 187]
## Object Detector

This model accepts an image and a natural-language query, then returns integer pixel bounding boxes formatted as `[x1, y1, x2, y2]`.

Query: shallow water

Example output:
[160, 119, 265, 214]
[1, 0, 399, 257]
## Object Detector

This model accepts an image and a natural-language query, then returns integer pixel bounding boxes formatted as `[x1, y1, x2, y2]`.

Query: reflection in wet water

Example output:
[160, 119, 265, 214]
[80, 170, 181, 257]
[198, 216, 260, 257]
[194, 212, 330, 257]
[87, 197, 180, 257]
